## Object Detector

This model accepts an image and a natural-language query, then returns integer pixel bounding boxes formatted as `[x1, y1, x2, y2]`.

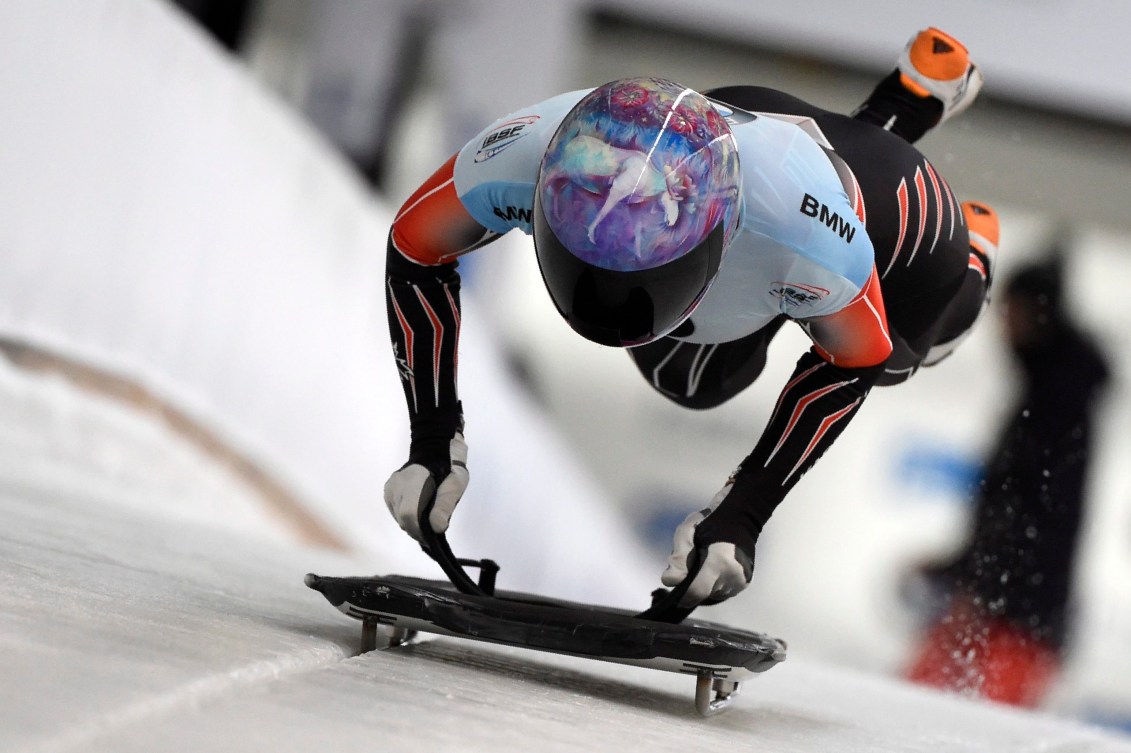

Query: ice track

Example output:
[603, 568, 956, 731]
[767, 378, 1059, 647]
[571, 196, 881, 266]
[3, 485, 1129, 753]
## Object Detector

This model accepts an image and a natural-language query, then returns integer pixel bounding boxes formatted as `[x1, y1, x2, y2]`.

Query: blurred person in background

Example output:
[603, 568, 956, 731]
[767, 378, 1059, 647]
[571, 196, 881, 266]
[903, 249, 1111, 706]
[382, 28, 999, 610]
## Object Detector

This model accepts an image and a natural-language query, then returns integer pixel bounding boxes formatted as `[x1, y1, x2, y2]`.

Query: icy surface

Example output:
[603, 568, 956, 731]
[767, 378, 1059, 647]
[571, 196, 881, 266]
[0, 355, 293, 544]
[4, 476, 1131, 752]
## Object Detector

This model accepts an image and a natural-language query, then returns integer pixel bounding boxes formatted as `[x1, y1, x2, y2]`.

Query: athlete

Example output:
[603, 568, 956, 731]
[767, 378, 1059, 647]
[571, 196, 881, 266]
[382, 28, 1000, 609]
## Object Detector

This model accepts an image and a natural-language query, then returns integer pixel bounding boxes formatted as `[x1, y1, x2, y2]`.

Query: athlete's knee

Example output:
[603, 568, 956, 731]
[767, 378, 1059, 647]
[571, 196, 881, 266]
[642, 335, 781, 408]
[630, 340, 726, 409]
[629, 337, 759, 410]
[657, 386, 735, 410]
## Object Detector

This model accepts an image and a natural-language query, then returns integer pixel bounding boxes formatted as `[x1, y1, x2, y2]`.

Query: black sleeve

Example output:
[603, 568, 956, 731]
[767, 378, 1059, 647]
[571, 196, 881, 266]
[385, 231, 464, 475]
[695, 349, 885, 553]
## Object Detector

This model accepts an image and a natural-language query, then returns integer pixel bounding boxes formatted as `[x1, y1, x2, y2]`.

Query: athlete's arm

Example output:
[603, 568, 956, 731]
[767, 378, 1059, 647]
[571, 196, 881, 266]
[689, 265, 892, 564]
[386, 154, 499, 459]
[383, 154, 503, 540]
[800, 264, 892, 368]
[693, 346, 886, 548]
[384, 91, 583, 540]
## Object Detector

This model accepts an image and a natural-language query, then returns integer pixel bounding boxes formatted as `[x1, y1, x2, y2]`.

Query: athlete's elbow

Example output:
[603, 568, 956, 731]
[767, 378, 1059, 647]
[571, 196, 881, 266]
[823, 340, 893, 370]
[859, 338, 894, 368]
[386, 228, 458, 282]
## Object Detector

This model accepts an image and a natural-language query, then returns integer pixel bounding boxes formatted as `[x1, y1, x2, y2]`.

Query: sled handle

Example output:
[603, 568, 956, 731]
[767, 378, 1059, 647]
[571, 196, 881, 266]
[415, 475, 699, 623]
[417, 477, 498, 597]
[634, 546, 707, 623]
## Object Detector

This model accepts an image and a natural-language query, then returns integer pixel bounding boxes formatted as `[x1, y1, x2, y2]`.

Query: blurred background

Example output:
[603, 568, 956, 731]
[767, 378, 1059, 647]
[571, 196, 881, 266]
[3, 0, 1131, 737]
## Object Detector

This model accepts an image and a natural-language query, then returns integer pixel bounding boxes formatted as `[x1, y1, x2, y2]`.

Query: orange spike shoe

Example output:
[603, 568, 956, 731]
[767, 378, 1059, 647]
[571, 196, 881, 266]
[898, 27, 984, 123]
[962, 200, 999, 280]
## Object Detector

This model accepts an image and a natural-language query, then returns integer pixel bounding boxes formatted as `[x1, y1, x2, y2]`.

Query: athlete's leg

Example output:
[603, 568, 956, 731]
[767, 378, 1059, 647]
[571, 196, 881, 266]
[876, 200, 998, 384]
[628, 318, 787, 410]
[701, 86, 981, 386]
[853, 28, 983, 143]
[708, 70, 993, 387]
[919, 202, 999, 362]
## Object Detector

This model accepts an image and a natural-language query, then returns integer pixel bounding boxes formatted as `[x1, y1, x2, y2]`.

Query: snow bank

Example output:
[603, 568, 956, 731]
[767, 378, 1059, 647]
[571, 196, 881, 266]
[0, 0, 655, 605]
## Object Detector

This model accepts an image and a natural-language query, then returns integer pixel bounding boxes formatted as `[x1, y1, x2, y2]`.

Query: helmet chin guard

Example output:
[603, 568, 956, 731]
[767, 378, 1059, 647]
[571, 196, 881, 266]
[534, 194, 726, 346]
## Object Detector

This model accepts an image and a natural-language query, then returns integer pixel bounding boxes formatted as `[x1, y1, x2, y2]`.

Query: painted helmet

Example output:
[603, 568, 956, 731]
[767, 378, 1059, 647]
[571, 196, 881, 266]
[533, 77, 742, 347]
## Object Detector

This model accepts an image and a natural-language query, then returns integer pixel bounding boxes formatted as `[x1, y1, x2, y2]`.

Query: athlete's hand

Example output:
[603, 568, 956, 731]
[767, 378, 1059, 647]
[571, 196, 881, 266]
[661, 477, 756, 607]
[383, 432, 468, 542]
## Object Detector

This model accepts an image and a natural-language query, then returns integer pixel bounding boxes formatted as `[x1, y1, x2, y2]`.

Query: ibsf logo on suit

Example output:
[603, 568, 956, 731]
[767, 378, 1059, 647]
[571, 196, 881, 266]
[770, 281, 829, 308]
[474, 116, 540, 163]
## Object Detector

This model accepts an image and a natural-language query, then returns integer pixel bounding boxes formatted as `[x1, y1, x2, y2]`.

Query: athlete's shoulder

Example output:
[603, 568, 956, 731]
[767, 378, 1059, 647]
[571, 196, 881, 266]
[727, 114, 873, 289]
[453, 89, 590, 234]
[455, 90, 587, 174]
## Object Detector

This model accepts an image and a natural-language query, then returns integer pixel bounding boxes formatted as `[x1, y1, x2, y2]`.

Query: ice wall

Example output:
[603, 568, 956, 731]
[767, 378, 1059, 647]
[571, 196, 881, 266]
[0, 0, 656, 605]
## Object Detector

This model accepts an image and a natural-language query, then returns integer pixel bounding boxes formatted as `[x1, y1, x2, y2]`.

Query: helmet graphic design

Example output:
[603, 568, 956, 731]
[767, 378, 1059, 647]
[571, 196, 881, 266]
[533, 77, 741, 346]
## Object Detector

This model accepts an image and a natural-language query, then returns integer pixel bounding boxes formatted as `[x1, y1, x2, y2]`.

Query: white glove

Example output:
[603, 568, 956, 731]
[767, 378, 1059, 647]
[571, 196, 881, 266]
[661, 479, 755, 607]
[383, 432, 468, 542]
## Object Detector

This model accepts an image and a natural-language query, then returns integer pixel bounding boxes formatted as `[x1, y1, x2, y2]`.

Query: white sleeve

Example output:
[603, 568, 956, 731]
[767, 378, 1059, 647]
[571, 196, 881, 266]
[452, 90, 590, 235]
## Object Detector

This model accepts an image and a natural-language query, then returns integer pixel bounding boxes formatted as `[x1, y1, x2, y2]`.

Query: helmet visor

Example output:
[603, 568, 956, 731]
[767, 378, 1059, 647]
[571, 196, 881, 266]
[534, 192, 726, 347]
